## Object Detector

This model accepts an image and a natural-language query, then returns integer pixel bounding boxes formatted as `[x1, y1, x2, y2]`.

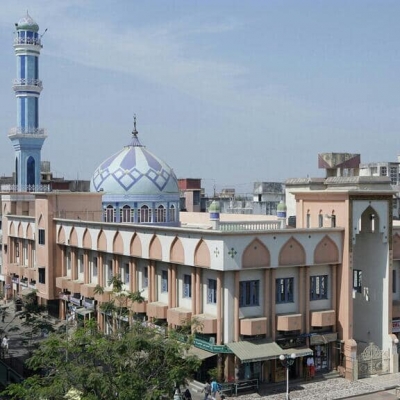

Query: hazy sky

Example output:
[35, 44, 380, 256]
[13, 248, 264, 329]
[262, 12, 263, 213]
[0, 1, 399, 196]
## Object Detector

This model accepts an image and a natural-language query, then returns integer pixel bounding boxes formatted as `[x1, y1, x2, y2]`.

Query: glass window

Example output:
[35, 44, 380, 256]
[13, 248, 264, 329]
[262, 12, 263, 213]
[276, 278, 294, 304]
[38, 229, 45, 245]
[393, 269, 397, 294]
[183, 274, 191, 298]
[142, 267, 148, 288]
[38, 267, 45, 284]
[92, 257, 98, 277]
[318, 213, 323, 228]
[306, 213, 310, 228]
[104, 205, 115, 222]
[123, 263, 130, 284]
[161, 270, 168, 293]
[310, 275, 328, 300]
[207, 279, 217, 304]
[239, 280, 260, 307]
[169, 205, 176, 222]
[156, 205, 166, 223]
[120, 205, 134, 223]
[139, 205, 151, 223]
[353, 269, 362, 293]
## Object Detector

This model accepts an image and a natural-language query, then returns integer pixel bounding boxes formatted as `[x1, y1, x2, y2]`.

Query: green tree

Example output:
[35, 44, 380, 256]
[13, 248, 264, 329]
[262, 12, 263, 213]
[2, 319, 201, 400]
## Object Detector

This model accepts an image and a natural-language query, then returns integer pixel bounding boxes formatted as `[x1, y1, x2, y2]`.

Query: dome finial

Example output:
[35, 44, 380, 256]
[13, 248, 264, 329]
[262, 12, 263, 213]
[132, 114, 138, 138]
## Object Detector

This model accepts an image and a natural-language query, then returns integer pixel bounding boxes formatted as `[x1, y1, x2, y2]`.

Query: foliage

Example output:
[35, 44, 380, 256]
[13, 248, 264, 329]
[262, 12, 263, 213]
[2, 319, 201, 400]
[93, 275, 144, 336]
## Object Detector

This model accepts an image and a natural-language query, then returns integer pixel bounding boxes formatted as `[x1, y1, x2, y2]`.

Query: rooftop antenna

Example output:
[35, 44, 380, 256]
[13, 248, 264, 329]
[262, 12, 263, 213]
[40, 28, 48, 38]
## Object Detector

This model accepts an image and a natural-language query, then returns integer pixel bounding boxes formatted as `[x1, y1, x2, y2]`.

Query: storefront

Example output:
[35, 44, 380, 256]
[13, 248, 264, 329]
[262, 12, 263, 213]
[309, 332, 337, 373]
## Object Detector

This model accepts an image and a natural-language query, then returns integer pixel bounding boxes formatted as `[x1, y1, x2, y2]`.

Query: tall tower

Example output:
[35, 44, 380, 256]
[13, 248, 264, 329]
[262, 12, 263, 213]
[9, 12, 46, 191]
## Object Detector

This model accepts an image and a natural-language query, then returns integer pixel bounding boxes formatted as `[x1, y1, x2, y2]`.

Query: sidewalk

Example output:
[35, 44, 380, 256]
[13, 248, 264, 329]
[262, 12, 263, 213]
[189, 373, 400, 400]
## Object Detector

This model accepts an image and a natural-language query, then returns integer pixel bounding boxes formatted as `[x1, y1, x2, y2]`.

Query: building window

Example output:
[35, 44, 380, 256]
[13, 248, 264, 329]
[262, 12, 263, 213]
[391, 167, 398, 185]
[207, 279, 217, 304]
[169, 205, 176, 222]
[139, 205, 151, 223]
[107, 261, 113, 284]
[79, 254, 84, 274]
[310, 275, 328, 300]
[38, 267, 45, 284]
[380, 166, 387, 176]
[104, 205, 115, 223]
[276, 278, 294, 304]
[15, 241, 20, 258]
[92, 257, 98, 277]
[331, 214, 336, 228]
[306, 212, 310, 228]
[353, 269, 362, 293]
[318, 213, 323, 228]
[120, 205, 134, 223]
[393, 269, 397, 294]
[161, 270, 168, 293]
[156, 205, 166, 223]
[239, 280, 260, 307]
[38, 229, 45, 245]
[123, 263, 130, 284]
[183, 274, 192, 298]
[142, 267, 148, 288]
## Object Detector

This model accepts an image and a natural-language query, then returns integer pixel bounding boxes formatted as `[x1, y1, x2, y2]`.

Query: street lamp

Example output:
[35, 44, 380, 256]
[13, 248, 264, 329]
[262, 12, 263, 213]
[279, 353, 296, 400]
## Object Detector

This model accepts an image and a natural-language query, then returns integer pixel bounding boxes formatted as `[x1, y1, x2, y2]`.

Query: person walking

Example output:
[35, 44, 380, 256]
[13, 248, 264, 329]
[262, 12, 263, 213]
[2, 335, 9, 354]
[202, 381, 211, 400]
[210, 379, 219, 399]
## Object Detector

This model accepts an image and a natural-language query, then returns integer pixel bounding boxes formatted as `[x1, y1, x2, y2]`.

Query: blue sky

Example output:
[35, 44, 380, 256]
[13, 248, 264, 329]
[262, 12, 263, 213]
[0, 1, 399, 196]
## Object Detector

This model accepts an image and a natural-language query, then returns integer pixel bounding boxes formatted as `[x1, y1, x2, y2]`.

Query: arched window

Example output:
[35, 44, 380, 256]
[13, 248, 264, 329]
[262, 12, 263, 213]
[139, 205, 151, 223]
[27, 156, 35, 187]
[156, 205, 166, 223]
[104, 205, 115, 222]
[120, 205, 133, 223]
[169, 205, 176, 222]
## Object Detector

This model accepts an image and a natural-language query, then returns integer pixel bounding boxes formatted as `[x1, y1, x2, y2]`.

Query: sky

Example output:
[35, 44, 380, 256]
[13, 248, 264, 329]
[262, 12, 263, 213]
[0, 1, 399, 196]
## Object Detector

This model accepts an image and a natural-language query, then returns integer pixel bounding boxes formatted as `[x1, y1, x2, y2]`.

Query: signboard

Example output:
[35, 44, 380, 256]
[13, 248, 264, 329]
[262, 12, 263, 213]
[393, 320, 400, 333]
[310, 332, 338, 345]
[193, 338, 232, 354]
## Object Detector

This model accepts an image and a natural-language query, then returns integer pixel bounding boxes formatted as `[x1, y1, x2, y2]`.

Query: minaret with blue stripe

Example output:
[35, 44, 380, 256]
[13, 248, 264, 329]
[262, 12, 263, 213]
[9, 12, 46, 191]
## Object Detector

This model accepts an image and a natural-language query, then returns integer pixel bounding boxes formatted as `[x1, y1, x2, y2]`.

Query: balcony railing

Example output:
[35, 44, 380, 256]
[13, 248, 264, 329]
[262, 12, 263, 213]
[0, 184, 51, 193]
[219, 219, 285, 232]
[13, 78, 43, 92]
[14, 37, 41, 46]
[8, 127, 47, 138]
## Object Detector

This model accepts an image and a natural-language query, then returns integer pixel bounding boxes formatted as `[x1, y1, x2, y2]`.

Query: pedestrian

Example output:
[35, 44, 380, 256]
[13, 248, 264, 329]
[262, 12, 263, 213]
[210, 379, 219, 398]
[183, 388, 192, 400]
[202, 381, 211, 400]
[1, 311, 5, 323]
[2, 335, 9, 354]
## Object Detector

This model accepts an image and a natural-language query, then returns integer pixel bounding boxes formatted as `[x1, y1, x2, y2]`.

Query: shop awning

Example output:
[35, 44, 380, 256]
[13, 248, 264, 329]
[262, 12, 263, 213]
[20, 288, 35, 296]
[226, 340, 313, 363]
[186, 346, 216, 360]
[282, 347, 313, 358]
[226, 340, 284, 363]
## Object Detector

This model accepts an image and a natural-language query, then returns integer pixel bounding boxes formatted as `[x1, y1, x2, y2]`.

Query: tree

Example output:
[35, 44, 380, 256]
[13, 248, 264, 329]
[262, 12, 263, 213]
[2, 319, 201, 399]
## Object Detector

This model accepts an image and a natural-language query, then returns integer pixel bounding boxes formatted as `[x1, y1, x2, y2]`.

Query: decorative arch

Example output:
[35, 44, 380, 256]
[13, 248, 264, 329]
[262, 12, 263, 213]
[57, 226, 66, 244]
[170, 237, 185, 264]
[97, 230, 107, 252]
[393, 233, 400, 260]
[82, 229, 92, 249]
[279, 237, 306, 266]
[9, 222, 15, 237]
[194, 240, 210, 268]
[69, 228, 78, 247]
[314, 235, 339, 264]
[17, 222, 23, 238]
[113, 232, 124, 254]
[26, 224, 33, 240]
[149, 235, 162, 260]
[130, 234, 142, 257]
[242, 238, 270, 268]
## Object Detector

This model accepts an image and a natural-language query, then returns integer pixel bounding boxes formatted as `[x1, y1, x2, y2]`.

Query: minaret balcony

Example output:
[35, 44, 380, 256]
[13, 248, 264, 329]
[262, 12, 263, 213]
[13, 79, 43, 93]
[14, 37, 42, 49]
[8, 127, 47, 140]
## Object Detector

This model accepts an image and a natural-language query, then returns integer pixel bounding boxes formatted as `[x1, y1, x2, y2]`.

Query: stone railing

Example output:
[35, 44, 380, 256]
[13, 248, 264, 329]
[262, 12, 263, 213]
[14, 37, 41, 46]
[13, 78, 43, 88]
[0, 184, 51, 193]
[8, 127, 47, 137]
[219, 219, 285, 232]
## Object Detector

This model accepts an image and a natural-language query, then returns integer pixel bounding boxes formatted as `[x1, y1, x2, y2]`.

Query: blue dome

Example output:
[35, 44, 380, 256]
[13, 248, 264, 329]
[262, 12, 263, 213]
[90, 130, 179, 196]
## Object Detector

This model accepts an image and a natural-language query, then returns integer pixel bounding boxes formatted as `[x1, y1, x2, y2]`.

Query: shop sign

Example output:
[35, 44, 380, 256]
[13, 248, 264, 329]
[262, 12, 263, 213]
[276, 336, 306, 349]
[193, 338, 232, 354]
[392, 320, 400, 333]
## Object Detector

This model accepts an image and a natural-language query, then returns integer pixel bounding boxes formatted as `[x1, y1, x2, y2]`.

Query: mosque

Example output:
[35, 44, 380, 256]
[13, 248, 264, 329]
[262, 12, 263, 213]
[2, 12, 400, 385]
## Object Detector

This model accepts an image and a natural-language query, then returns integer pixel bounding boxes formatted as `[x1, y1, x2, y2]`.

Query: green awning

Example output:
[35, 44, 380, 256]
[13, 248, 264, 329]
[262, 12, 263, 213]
[226, 340, 313, 363]
[226, 340, 283, 362]
[186, 346, 216, 360]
